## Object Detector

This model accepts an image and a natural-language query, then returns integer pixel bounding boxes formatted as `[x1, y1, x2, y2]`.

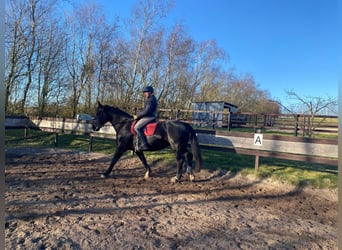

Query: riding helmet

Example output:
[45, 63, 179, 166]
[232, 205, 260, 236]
[142, 86, 154, 93]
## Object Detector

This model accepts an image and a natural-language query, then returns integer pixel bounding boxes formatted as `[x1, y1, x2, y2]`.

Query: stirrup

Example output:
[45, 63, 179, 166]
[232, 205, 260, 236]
[138, 143, 149, 151]
[134, 136, 148, 151]
[134, 136, 139, 151]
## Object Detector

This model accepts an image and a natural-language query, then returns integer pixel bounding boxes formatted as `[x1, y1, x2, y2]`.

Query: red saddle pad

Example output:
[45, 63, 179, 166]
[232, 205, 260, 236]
[130, 121, 158, 136]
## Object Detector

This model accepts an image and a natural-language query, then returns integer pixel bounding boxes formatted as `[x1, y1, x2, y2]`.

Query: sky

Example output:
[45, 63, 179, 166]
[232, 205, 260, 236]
[97, 0, 338, 106]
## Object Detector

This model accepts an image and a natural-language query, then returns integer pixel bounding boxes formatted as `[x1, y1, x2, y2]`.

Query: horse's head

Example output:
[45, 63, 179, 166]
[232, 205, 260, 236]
[92, 102, 110, 131]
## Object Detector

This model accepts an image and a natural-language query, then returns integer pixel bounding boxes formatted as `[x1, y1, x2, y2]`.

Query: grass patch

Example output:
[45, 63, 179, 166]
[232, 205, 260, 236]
[5, 129, 338, 189]
[5, 129, 56, 148]
[241, 160, 338, 189]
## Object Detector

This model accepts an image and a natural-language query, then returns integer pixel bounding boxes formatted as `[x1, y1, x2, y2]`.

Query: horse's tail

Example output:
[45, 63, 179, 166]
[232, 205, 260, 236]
[189, 125, 203, 172]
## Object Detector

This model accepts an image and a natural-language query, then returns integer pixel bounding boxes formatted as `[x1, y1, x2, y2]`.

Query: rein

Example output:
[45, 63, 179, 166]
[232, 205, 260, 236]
[93, 117, 134, 130]
[112, 118, 134, 126]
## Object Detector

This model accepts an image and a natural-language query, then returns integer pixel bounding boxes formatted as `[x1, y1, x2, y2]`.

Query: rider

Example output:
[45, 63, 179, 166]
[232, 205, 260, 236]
[134, 86, 158, 151]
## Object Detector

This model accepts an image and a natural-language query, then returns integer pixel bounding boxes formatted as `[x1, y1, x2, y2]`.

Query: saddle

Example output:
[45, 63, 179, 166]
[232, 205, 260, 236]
[130, 120, 158, 136]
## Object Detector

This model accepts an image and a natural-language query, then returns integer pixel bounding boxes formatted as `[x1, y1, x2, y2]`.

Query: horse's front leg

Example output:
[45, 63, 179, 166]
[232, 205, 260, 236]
[101, 147, 125, 178]
[135, 151, 152, 179]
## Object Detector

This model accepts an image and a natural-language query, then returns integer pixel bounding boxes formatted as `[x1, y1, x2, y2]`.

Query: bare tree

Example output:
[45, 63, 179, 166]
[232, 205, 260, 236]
[64, 2, 109, 116]
[36, 18, 66, 117]
[5, 0, 40, 114]
[220, 73, 272, 113]
[120, 0, 174, 106]
[5, 0, 64, 115]
[160, 23, 194, 108]
[93, 21, 118, 105]
[5, 0, 26, 113]
[64, 25, 83, 118]
[284, 91, 337, 137]
[197, 68, 231, 103]
[5, 0, 285, 118]
[18, 0, 36, 113]
[185, 39, 227, 108]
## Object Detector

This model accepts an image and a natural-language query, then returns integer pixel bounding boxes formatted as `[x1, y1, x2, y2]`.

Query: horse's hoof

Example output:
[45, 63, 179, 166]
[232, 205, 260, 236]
[189, 174, 195, 182]
[171, 176, 180, 183]
[101, 173, 108, 178]
[144, 172, 150, 179]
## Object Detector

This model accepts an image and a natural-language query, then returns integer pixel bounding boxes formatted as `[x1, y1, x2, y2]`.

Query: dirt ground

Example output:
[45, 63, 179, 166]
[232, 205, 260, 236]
[5, 147, 337, 250]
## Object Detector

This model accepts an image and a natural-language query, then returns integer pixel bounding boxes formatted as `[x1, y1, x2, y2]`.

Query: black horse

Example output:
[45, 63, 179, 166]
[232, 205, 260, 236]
[92, 102, 203, 182]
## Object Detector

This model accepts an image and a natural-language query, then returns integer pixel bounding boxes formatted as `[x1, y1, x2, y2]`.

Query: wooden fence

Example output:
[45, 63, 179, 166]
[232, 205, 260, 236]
[155, 109, 338, 137]
[5, 116, 338, 170]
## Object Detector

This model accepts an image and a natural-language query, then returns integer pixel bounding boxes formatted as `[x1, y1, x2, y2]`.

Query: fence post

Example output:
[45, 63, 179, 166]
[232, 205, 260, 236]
[227, 112, 232, 131]
[254, 155, 260, 172]
[89, 136, 93, 152]
[294, 115, 299, 136]
[54, 132, 58, 147]
[263, 115, 267, 127]
[176, 109, 180, 120]
[212, 113, 216, 129]
[302, 116, 306, 136]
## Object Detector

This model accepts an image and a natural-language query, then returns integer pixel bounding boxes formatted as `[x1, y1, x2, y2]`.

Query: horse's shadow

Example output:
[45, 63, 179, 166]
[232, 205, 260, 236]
[194, 169, 238, 183]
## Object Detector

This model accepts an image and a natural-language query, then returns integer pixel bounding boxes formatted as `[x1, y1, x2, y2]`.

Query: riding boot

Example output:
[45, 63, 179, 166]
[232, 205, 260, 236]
[136, 129, 149, 151]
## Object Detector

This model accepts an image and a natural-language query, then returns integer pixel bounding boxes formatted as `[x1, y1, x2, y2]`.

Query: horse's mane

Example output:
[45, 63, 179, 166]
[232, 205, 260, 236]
[104, 105, 133, 118]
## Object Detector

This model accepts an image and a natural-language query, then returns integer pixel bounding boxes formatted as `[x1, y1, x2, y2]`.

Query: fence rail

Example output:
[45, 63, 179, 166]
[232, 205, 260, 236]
[5, 116, 338, 170]
[155, 109, 338, 137]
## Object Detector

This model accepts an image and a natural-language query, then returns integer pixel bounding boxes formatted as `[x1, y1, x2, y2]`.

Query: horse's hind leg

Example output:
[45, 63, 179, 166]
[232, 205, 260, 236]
[135, 151, 152, 179]
[184, 151, 195, 182]
[171, 151, 185, 183]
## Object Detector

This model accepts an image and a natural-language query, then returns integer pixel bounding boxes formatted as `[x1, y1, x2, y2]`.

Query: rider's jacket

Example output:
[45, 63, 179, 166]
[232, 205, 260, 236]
[137, 95, 158, 119]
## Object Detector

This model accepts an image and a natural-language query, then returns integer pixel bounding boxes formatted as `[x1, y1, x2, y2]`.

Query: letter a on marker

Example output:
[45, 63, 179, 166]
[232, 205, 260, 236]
[254, 133, 263, 146]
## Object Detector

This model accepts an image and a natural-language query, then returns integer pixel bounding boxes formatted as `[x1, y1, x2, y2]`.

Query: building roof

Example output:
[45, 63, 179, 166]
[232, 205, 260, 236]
[192, 101, 238, 109]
